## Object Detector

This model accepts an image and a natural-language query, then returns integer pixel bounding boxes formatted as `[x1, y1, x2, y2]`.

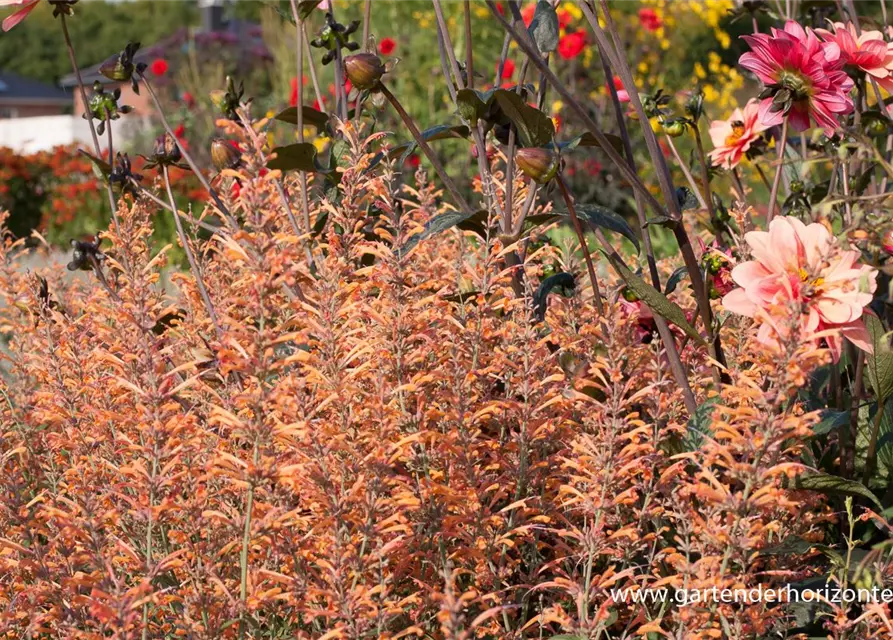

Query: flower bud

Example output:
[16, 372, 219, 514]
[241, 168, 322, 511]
[210, 138, 241, 172]
[515, 147, 558, 184]
[662, 119, 686, 138]
[883, 228, 893, 256]
[153, 133, 181, 165]
[343, 53, 385, 90]
[865, 117, 888, 137]
[621, 286, 640, 302]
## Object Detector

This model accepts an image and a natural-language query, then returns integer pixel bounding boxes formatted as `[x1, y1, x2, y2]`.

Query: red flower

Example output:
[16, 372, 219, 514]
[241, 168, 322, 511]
[556, 7, 572, 29]
[496, 2, 504, 15]
[174, 123, 186, 139]
[150, 59, 169, 76]
[521, 4, 535, 26]
[379, 37, 396, 55]
[344, 79, 352, 94]
[406, 154, 420, 168]
[182, 91, 195, 108]
[638, 8, 662, 32]
[498, 59, 516, 79]
[558, 31, 586, 60]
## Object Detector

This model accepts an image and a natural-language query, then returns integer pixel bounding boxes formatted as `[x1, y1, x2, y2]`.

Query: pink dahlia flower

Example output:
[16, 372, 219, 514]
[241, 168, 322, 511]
[739, 21, 854, 134]
[1, 0, 39, 32]
[816, 22, 893, 93]
[708, 99, 768, 169]
[722, 216, 877, 361]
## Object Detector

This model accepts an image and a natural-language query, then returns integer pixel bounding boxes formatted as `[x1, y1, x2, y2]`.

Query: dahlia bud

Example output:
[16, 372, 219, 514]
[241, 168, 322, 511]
[883, 228, 893, 256]
[210, 138, 241, 172]
[343, 53, 385, 91]
[662, 119, 687, 138]
[515, 147, 559, 184]
[152, 133, 181, 165]
[621, 286, 640, 302]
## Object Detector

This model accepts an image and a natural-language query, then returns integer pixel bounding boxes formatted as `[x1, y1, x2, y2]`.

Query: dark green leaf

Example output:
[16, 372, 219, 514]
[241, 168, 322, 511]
[398, 209, 485, 256]
[268, 143, 329, 173]
[787, 471, 882, 509]
[277, 0, 320, 23]
[456, 209, 489, 238]
[865, 313, 893, 404]
[272, 106, 330, 131]
[643, 215, 677, 229]
[456, 88, 496, 123]
[533, 272, 575, 322]
[557, 132, 624, 154]
[493, 89, 555, 148]
[395, 124, 470, 164]
[78, 149, 111, 181]
[676, 187, 700, 211]
[684, 396, 719, 449]
[528, 0, 559, 53]
[554, 204, 639, 252]
[812, 409, 850, 436]
[603, 253, 704, 345]
[664, 266, 688, 295]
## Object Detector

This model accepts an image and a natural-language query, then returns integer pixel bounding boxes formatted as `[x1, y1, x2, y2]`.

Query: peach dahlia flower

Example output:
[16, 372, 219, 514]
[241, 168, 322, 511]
[722, 216, 877, 361]
[708, 99, 768, 169]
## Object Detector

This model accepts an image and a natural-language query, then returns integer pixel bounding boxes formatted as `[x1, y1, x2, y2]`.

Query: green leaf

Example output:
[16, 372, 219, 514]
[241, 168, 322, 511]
[493, 89, 555, 148]
[643, 215, 677, 229]
[394, 124, 470, 164]
[533, 272, 575, 322]
[812, 409, 850, 436]
[456, 88, 497, 124]
[555, 204, 639, 252]
[268, 143, 329, 173]
[684, 395, 719, 449]
[456, 209, 489, 238]
[78, 149, 111, 181]
[398, 209, 485, 256]
[277, 0, 320, 23]
[528, 0, 559, 53]
[788, 471, 882, 509]
[676, 187, 700, 211]
[272, 106, 330, 131]
[603, 253, 705, 345]
[664, 266, 688, 295]
[557, 131, 624, 154]
[865, 313, 893, 405]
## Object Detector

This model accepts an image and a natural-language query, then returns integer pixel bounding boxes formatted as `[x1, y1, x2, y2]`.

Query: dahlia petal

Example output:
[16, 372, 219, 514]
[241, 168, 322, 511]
[816, 297, 859, 324]
[722, 288, 757, 317]
[2, 0, 37, 31]
[841, 320, 873, 355]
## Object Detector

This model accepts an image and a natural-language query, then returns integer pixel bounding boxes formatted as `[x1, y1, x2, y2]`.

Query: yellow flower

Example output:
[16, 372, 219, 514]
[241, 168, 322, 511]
[552, 100, 564, 114]
[562, 2, 582, 20]
[313, 136, 330, 153]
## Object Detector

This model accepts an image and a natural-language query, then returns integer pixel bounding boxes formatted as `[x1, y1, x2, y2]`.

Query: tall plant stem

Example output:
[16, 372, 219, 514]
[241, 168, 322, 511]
[362, 0, 372, 50]
[162, 165, 223, 341]
[463, 0, 474, 90]
[582, 0, 726, 383]
[664, 135, 708, 209]
[380, 83, 473, 217]
[289, 0, 315, 240]
[557, 174, 603, 315]
[140, 74, 239, 231]
[691, 123, 716, 220]
[303, 25, 326, 114]
[767, 118, 789, 222]
[597, 39, 697, 414]
[238, 440, 260, 640]
[59, 14, 118, 228]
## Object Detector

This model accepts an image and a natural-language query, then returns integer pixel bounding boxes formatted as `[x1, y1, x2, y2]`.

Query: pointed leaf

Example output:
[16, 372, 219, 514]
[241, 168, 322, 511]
[78, 149, 111, 181]
[493, 89, 555, 148]
[398, 209, 485, 256]
[789, 471, 882, 508]
[268, 143, 329, 173]
[603, 253, 704, 345]
[272, 106, 330, 131]
[533, 272, 575, 322]
[557, 132, 624, 154]
[664, 266, 688, 295]
[676, 186, 700, 211]
[865, 313, 893, 404]
[555, 204, 639, 252]
[528, 0, 559, 53]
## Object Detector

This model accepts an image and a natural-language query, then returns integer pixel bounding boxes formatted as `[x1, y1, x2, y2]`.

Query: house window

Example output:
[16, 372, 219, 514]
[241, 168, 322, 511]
[0, 107, 18, 118]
